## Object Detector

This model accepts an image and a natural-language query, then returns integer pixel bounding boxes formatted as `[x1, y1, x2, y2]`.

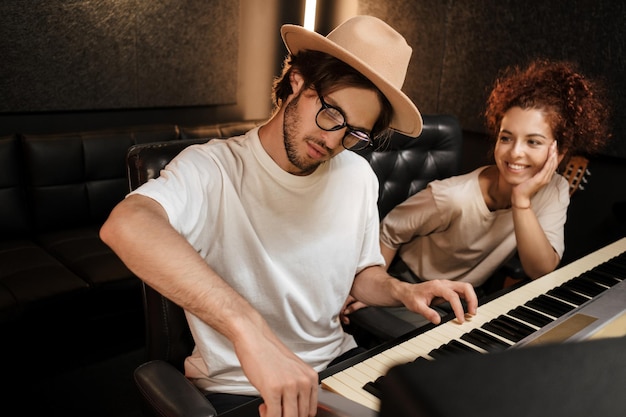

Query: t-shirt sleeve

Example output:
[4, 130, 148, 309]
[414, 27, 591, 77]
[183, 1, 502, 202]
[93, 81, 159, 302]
[129, 145, 218, 238]
[379, 186, 446, 251]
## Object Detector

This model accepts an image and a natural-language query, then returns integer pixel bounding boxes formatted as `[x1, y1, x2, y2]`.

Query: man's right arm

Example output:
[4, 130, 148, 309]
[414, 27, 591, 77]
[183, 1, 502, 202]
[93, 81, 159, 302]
[100, 194, 319, 417]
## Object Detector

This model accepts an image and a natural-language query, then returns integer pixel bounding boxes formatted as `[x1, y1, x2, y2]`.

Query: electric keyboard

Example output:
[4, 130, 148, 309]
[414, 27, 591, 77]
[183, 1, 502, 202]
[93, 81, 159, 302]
[321, 237, 626, 411]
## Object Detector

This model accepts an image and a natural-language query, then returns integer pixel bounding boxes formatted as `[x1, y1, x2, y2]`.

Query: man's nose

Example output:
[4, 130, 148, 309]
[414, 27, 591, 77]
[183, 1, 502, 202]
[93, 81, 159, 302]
[320, 129, 345, 150]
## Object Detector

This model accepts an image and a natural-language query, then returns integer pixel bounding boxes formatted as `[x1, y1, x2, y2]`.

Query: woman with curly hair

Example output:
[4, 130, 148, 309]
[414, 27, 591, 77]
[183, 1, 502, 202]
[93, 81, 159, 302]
[342, 59, 612, 326]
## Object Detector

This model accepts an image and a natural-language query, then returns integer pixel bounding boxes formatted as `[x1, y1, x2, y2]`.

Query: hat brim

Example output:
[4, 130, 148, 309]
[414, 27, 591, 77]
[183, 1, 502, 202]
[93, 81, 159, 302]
[281, 24, 423, 137]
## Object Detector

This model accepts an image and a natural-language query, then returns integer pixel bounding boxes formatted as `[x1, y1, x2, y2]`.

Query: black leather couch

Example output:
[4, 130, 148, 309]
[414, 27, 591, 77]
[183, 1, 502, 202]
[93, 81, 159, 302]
[0, 121, 261, 363]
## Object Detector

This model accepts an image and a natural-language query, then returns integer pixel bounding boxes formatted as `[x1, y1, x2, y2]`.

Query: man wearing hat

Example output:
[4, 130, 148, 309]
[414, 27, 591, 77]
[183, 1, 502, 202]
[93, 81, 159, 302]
[101, 15, 477, 417]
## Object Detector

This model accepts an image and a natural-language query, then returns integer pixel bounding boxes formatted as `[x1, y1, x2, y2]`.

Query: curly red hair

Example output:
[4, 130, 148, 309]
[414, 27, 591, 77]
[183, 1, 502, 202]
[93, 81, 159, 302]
[485, 59, 611, 160]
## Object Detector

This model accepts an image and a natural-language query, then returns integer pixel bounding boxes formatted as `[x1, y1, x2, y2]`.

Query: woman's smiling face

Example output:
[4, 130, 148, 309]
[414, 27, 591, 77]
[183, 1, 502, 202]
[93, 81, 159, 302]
[494, 106, 556, 185]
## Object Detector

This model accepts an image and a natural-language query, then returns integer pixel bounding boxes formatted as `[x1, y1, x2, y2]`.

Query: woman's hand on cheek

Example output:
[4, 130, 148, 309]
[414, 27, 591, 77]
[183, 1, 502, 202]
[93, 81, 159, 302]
[512, 141, 558, 207]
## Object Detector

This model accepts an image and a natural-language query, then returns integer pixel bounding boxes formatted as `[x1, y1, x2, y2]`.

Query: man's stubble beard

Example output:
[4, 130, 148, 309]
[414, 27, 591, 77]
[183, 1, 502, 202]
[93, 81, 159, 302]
[283, 92, 326, 176]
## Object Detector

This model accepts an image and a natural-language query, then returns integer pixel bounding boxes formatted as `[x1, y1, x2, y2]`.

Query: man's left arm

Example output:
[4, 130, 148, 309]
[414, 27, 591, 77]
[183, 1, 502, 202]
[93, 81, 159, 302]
[349, 266, 478, 325]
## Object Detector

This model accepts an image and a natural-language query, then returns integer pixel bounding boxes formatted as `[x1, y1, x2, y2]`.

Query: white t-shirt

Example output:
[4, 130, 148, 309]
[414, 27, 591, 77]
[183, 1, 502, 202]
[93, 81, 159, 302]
[132, 127, 384, 395]
[380, 167, 569, 286]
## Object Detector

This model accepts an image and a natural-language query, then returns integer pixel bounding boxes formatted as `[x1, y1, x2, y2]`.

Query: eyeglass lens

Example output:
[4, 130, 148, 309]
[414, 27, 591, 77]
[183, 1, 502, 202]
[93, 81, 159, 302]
[316, 97, 371, 150]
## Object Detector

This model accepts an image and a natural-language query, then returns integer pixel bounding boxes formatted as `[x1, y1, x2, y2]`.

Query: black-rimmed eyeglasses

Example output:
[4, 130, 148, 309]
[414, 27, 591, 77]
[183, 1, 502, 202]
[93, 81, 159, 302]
[315, 94, 372, 151]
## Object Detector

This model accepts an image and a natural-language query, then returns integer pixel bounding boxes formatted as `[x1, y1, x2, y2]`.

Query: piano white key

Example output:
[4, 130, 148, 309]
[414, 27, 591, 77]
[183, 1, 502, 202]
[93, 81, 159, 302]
[361, 355, 392, 375]
[321, 375, 379, 410]
[432, 320, 479, 341]
[478, 327, 516, 346]
[390, 342, 425, 361]
[394, 337, 436, 360]
[375, 345, 415, 368]
[342, 364, 373, 386]
[382, 333, 439, 362]
[419, 328, 457, 346]
[351, 361, 381, 380]
[407, 330, 449, 350]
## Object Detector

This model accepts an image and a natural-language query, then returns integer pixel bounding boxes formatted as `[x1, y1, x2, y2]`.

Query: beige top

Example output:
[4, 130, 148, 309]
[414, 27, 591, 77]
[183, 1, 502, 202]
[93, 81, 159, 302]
[380, 167, 569, 286]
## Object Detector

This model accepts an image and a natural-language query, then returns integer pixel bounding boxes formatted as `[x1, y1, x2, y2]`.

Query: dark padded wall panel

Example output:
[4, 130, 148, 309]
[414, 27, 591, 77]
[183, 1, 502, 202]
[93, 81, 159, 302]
[0, 0, 238, 112]
[359, 0, 626, 158]
[357, 1, 447, 119]
[0, 136, 30, 236]
[440, 2, 624, 145]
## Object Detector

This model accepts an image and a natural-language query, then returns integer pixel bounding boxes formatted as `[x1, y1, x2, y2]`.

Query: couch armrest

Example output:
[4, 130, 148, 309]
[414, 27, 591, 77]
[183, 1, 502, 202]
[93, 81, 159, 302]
[134, 360, 217, 417]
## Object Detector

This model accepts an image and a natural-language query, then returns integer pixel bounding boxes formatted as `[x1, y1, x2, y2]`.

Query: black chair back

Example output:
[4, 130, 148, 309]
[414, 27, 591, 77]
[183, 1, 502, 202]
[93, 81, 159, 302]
[127, 138, 209, 370]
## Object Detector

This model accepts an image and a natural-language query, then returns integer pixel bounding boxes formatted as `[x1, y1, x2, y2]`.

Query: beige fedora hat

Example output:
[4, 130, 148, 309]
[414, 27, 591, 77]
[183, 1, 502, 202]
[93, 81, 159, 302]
[281, 15, 423, 137]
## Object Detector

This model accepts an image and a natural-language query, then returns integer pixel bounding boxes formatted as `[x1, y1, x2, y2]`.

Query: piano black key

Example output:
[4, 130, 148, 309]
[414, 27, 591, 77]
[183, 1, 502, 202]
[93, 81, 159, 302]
[560, 282, 590, 297]
[429, 338, 477, 359]
[608, 252, 626, 265]
[483, 315, 534, 342]
[605, 258, 626, 274]
[498, 315, 536, 335]
[411, 356, 430, 364]
[440, 340, 479, 356]
[461, 329, 509, 352]
[547, 286, 590, 306]
[594, 262, 626, 280]
[578, 273, 611, 288]
[362, 356, 432, 399]
[363, 376, 384, 399]
[596, 253, 626, 272]
[563, 277, 606, 297]
[448, 339, 481, 354]
[526, 295, 575, 317]
[509, 305, 553, 327]
[428, 347, 451, 360]
[482, 321, 522, 343]
[582, 270, 621, 287]
[615, 257, 626, 270]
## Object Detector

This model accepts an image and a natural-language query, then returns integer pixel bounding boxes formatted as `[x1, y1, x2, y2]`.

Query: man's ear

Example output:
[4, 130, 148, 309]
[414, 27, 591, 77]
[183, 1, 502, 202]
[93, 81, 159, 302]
[289, 70, 305, 96]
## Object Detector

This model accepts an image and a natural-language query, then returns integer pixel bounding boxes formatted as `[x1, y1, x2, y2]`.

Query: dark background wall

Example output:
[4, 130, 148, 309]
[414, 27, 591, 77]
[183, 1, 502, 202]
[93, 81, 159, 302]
[2, 0, 625, 157]
[358, 0, 626, 159]
[1, 0, 624, 261]
[2, 1, 239, 112]
[0, 0, 303, 133]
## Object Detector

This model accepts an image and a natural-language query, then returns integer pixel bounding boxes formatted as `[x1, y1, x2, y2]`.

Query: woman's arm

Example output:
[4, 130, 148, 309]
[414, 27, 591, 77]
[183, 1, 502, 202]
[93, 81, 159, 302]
[380, 242, 397, 270]
[511, 141, 562, 279]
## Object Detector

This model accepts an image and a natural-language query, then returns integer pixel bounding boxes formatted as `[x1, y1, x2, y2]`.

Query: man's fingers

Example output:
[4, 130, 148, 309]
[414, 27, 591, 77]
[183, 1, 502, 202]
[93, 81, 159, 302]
[460, 282, 478, 315]
[259, 394, 281, 417]
[428, 281, 477, 324]
[308, 384, 318, 417]
[425, 307, 443, 325]
[449, 296, 469, 324]
[256, 369, 318, 417]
